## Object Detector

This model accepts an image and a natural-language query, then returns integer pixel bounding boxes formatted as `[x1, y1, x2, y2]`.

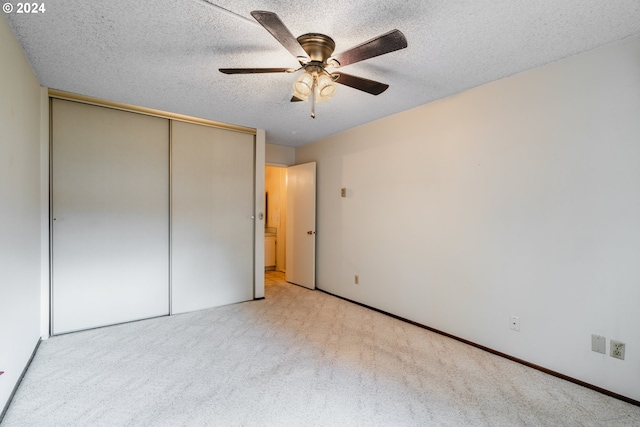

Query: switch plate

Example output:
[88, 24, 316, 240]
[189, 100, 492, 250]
[354, 275, 359, 284]
[591, 334, 606, 354]
[510, 316, 520, 332]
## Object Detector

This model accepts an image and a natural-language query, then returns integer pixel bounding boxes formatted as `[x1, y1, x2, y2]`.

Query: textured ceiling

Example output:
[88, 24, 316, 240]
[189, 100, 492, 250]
[6, 0, 640, 147]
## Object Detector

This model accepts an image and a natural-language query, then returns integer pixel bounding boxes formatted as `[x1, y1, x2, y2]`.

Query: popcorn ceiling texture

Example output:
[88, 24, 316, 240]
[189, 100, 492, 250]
[6, 0, 640, 146]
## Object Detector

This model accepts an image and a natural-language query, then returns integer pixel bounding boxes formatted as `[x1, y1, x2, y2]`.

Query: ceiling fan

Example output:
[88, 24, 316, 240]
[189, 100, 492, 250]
[219, 11, 408, 118]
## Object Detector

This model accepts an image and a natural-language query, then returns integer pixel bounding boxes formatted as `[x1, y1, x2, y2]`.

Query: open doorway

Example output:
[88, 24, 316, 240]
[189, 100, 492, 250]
[265, 161, 317, 289]
[265, 166, 287, 272]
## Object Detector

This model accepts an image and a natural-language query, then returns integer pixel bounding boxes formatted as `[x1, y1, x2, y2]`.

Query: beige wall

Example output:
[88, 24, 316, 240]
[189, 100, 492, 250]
[0, 15, 44, 413]
[266, 143, 295, 166]
[296, 36, 640, 401]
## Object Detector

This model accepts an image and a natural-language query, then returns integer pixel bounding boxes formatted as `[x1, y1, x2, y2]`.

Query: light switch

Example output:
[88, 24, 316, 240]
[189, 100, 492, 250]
[591, 334, 606, 354]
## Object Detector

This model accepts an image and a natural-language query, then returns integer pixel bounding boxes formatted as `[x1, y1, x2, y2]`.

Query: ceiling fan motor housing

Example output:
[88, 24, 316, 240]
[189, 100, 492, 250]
[297, 33, 336, 64]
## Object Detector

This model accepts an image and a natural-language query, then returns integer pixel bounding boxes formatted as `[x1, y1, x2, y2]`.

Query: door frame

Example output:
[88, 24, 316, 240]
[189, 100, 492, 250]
[254, 130, 266, 299]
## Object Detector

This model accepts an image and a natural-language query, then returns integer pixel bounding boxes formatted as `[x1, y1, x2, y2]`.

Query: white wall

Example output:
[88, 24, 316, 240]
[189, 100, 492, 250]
[296, 36, 640, 401]
[0, 15, 44, 412]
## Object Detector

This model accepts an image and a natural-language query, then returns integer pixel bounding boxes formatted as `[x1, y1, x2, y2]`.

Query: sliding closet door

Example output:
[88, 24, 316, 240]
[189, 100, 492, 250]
[172, 121, 254, 314]
[51, 99, 169, 334]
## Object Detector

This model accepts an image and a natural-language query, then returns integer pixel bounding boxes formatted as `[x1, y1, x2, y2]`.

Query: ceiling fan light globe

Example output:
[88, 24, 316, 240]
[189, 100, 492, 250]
[316, 74, 337, 102]
[293, 72, 313, 98]
[319, 83, 336, 98]
[293, 81, 311, 97]
[292, 90, 309, 102]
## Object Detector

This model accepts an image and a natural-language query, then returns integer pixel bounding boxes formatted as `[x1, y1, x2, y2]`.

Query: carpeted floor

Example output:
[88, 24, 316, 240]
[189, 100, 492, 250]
[2, 271, 640, 426]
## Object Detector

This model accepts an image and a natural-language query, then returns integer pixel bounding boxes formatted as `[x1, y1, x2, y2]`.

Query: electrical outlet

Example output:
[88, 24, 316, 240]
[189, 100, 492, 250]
[354, 275, 359, 285]
[591, 334, 606, 354]
[510, 315, 520, 332]
[610, 340, 625, 360]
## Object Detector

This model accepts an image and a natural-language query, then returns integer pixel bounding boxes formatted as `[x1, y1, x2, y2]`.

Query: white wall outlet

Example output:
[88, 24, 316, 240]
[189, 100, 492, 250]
[591, 334, 606, 354]
[610, 340, 625, 360]
[510, 315, 520, 332]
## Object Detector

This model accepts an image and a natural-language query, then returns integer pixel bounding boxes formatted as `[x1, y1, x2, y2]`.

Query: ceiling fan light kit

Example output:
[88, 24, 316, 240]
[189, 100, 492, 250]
[219, 11, 408, 118]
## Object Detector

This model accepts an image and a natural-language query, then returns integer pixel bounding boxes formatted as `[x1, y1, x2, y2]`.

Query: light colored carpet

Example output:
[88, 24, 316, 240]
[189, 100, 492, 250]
[2, 272, 640, 426]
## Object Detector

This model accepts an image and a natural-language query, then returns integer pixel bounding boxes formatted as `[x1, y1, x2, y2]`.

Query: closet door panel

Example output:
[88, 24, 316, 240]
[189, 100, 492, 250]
[51, 99, 169, 334]
[172, 121, 254, 314]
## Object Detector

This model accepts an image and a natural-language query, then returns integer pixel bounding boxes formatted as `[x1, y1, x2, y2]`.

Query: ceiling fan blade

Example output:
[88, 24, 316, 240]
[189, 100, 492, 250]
[250, 11, 309, 60]
[332, 30, 407, 67]
[219, 68, 295, 74]
[333, 72, 389, 95]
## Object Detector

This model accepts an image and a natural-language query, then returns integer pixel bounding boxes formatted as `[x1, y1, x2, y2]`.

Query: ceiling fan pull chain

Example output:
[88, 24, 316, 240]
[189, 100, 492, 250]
[311, 76, 317, 119]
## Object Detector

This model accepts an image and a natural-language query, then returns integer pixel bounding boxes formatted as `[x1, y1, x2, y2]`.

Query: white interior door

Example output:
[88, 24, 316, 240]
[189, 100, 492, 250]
[51, 99, 170, 334]
[171, 121, 255, 314]
[285, 162, 316, 289]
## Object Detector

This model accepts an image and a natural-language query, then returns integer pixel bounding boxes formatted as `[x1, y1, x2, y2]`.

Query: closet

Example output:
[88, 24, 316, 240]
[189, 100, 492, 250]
[50, 98, 256, 335]
[171, 121, 254, 314]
